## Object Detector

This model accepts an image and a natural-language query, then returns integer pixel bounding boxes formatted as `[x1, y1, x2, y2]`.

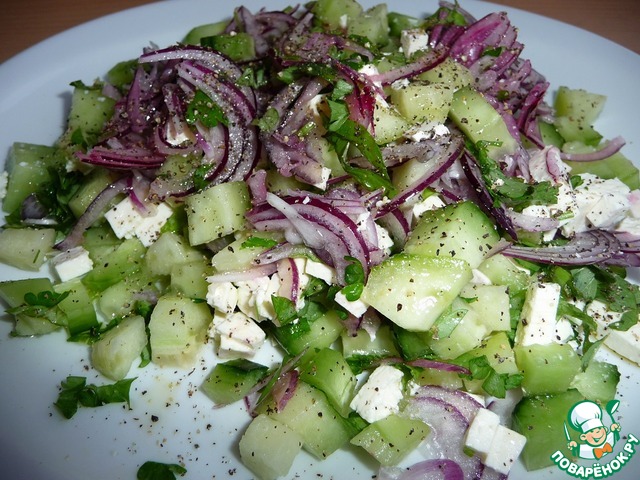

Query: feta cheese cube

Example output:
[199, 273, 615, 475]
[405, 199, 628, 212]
[349, 365, 404, 423]
[304, 259, 337, 285]
[483, 425, 527, 475]
[214, 311, 266, 358]
[51, 246, 94, 282]
[0, 171, 7, 200]
[206, 281, 238, 314]
[104, 196, 173, 246]
[334, 290, 369, 318]
[516, 282, 570, 346]
[410, 194, 446, 222]
[400, 29, 430, 58]
[134, 203, 174, 246]
[587, 300, 640, 365]
[465, 408, 500, 459]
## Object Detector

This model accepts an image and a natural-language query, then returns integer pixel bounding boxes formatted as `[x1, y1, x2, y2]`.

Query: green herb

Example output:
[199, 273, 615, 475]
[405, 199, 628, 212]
[467, 140, 558, 209]
[459, 355, 523, 398]
[253, 106, 280, 133]
[7, 289, 69, 323]
[431, 305, 467, 339]
[241, 236, 279, 249]
[54, 375, 135, 419]
[482, 46, 504, 57]
[595, 267, 640, 331]
[237, 66, 268, 88]
[340, 256, 365, 301]
[186, 90, 228, 128]
[581, 337, 606, 370]
[137, 461, 187, 480]
[271, 295, 299, 325]
[192, 164, 214, 191]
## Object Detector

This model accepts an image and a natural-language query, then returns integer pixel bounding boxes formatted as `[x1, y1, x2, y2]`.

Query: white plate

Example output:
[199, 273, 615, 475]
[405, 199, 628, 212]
[1, 1, 639, 479]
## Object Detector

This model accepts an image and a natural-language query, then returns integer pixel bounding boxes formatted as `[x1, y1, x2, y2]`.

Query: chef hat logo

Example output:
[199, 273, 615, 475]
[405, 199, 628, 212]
[569, 400, 605, 434]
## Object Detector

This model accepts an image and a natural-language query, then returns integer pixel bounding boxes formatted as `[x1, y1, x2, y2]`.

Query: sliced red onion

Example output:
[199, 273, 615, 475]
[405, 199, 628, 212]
[407, 360, 471, 376]
[506, 209, 560, 233]
[412, 385, 482, 424]
[560, 136, 626, 162]
[369, 46, 449, 85]
[270, 369, 299, 413]
[206, 263, 278, 283]
[379, 459, 464, 480]
[276, 257, 302, 305]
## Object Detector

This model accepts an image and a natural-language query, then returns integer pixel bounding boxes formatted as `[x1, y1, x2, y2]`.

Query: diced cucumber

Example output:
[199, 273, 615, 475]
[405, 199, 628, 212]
[417, 57, 474, 91]
[201, 33, 256, 62]
[448, 86, 518, 160]
[200, 359, 269, 405]
[569, 360, 620, 404]
[171, 259, 211, 299]
[68, 168, 119, 218]
[342, 323, 400, 374]
[265, 167, 307, 193]
[91, 315, 148, 380]
[2, 142, 64, 214]
[238, 414, 303, 480]
[54, 278, 99, 336]
[0, 277, 61, 336]
[392, 325, 433, 362]
[538, 120, 564, 148]
[82, 225, 122, 261]
[258, 381, 352, 459]
[182, 20, 227, 45]
[390, 82, 454, 125]
[312, 0, 363, 30]
[0, 228, 56, 271]
[361, 253, 472, 332]
[461, 283, 510, 332]
[404, 201, 499, 269]
[105, 59, 137, 89]
[412, 368, 464, 390]
[428, 298, 488, 360]
[514, 343, 581, 396]
[350, 414, 430, 466]
[60, 83, 116, 148]
[391, 155, 438, 192]
[477, 253, 531, 293]
[299, 347, 357, 417]
[145, 231, 205, 276]
[553, 86, 606, 146]
[373, 102, 411, 145]
[512, 389, 585, 470]
[387, 12, 420, 37]
[457, 331, 519, 375]
[82, 238, 146, 292]
[553, 116, 602, 146]
[185, 181, 251, 245]
[272, 310, 345, 362]
[96, 270, 160, 320]
[210, 232, 281, 273]
[347, 4, 389, 46]
[148, 294, 212, 367]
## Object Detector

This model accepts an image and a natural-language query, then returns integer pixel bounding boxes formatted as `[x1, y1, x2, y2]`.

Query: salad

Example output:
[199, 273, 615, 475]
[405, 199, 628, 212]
[1, 0, 639, 479]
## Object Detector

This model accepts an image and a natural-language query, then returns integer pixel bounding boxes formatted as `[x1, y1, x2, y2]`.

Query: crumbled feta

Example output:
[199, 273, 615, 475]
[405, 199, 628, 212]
[349, 365, 404, 423]
[0, 171, 8, 200]
[375, 223, 395, 253]
[304, 259, 337, 285]
[311, 166, 332, 191]
[404, 121, 450, 143]
[334, 290, 369, 318]
[51, 246, 94, 282]
[213, 311, 266, 358]
[587, 300, 640, 365]
[104, 196, 173, 247]
[206, 281, 238, 314]
[465, 408, 500, 459]
[400, 28, 430, 58]
[516, 282, 573, 346]
[410, 194, 446, 222]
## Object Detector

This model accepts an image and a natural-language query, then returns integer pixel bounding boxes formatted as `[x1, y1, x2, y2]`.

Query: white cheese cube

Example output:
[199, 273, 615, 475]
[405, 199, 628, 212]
[349, 365, 404, 423]
[254, 273, 281, 321]
[0, 171, 7, 200]
[587, 300, 640, 365]
[51, 246, 94, 282]
[400, 29, 430, 58]
[375, 223, 395, 253]
[304, 259, 337, 285]
[484, 425, 527, 475]
[206, 281, 238, 314]
[104, 196, 173, 246]
[516, 282, 565, 346]
[133, 202, 174, 246]
[465, 408, 500, 459]
[334, 290, 369, 318]
[214, 311, 266, 358]
[411, 194, 445, 222]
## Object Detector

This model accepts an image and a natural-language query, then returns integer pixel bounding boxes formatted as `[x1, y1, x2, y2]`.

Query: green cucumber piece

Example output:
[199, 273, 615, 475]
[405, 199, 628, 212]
[68, 168, 119, 218]
[417, 57, 474, 91]
[299, 347, 357, 417]
[257, 381, 352, 460]
[201, 33, 256, 62]
[514, 343, 581, 396]
[390, 82, 454, 124]
[239, 414, 303, 480]
[201, 359, 269, 405]
[312, 0, 363, 29]
[0, 228, 56, 271]
[91, 315, 148, 380]
[563, 146, 640, 189]
[512, 389, 585, 470]
[347, 4, 389, 46]
[350, 414, 430, 466]
[82, 238, 146, 292]
[361, 253, 472, 332]
[54, 278, 99, 336]
[342, 323, 400, 374]
[170, 259, 211, 299]
[148, 294, 212, 367]
[461, 283, 511, 333]
[182, 20, 227, 45]
[449, 86, 518, 160]
[553, 86, 606, 145]
[477, 253, 531, 293]
[145, 231, 204, 276]
[0, 277, 61, 336]
[272, 310, 344, 362]
[570, 360, 620, 404]
[404, 200, 499, 269]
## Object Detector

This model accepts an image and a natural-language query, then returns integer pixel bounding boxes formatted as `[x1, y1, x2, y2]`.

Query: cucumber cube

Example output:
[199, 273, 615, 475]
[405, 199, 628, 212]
[0, 227, 56, 271]
[313, 0, 363, 29]
[428, 298, 488, 360]
[145, 231, 204, 276]
[0, 277, 61, 336]
[514, 343, 581, 396]
[201, 359, 269, 405]
[91, 315, 148, 380]
[570, 360, 620, 404]
[404, 201, 499, 269]
[347, 4, 389, 46]
[361, 253, 472, 332]
[350, 414, 430, 466]
[461, 283, 511, 332]
[417, 57, 474, 91]
[239, 414, 303, 480]
[185, 181, 250, 245]
[149, 294, 212, 367]
[390, 82, 454, 125]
